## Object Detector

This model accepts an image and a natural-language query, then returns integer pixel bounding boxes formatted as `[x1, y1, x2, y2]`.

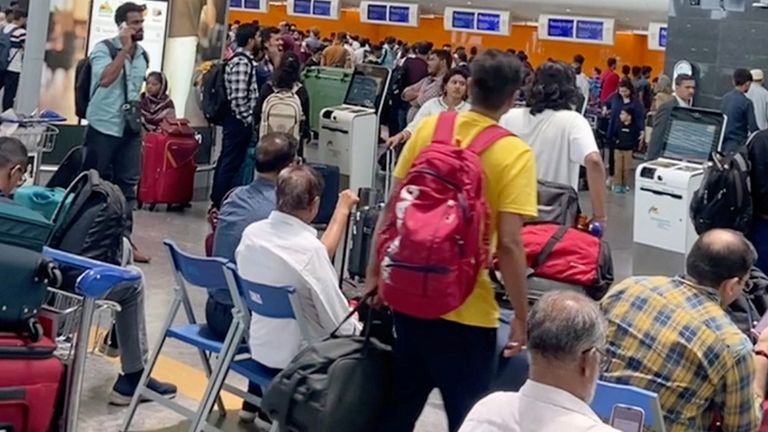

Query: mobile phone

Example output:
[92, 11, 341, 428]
[119, 22, 128, 31]
[754, 312, 768, 337]
[610, 404, 644, 432]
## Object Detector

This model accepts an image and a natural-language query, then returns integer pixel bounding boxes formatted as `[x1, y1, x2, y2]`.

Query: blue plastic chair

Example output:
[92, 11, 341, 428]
[220, 262, 309, 431]
[590, 381, 667, 432]
[121, 240, 248, 432]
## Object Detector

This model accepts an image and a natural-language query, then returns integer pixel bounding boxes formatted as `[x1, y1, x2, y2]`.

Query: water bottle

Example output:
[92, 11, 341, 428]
[588, 221, 604, 238]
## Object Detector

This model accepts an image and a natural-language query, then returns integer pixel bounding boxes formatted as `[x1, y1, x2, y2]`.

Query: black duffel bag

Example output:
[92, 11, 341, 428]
[262, 297, 392, 432]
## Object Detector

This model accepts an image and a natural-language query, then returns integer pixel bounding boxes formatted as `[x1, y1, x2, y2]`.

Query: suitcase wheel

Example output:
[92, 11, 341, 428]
[148, 204, 157, 212]
[26, 318, 43, 342]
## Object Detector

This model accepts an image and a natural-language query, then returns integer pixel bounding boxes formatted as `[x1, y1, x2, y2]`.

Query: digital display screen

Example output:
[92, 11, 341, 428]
[476, 13, 501, 32]
[576, 20, 604, 41]
[367, 4, 387, 21]
[664, 120, 718, 162]
[659, 27, 668, 47]
[547, 18, 575, 38]
[230, 0, 244, 7]
[294, 0, 312, 14]
[344, 65, 389, 113]
[452, 11, 476, 30]
[312, 0, 332, 16]
[389, 6, 411, 23]
[244, 0, 261, 9]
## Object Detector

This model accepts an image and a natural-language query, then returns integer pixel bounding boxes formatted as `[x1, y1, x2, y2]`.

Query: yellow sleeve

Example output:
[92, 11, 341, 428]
[393, 115, 438, 179]
[497, 144, 538, 217]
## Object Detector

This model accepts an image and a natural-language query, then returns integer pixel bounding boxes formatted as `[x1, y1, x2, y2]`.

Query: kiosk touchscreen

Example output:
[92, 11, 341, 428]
[632, 107, 726, 276]
[304, 64, 391, 194]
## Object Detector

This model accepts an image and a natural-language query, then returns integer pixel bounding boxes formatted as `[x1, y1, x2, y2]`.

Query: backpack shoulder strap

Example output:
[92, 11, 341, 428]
[533, 225, 570, 270]
[467, 124, 513, 155]
[431, 111, 459, 146]
[102, 40, 119, 60]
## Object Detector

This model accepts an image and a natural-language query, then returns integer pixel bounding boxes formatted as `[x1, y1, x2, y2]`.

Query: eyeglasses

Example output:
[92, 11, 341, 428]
[582, 346, 611, 372]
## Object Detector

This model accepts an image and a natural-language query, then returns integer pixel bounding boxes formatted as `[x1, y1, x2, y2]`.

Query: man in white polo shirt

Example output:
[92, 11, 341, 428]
[460, 291, 618, 432]
[235, 164, 360, 369]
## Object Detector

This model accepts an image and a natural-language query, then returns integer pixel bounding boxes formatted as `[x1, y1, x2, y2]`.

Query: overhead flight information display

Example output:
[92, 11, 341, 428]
[359, 2, 419, 27]
[230, 0, 268, 12]
[648, 22, 668, 51]
[443, 7, 510, 35]
[539, 14, 615, 45]
[288, 0, 339, 19]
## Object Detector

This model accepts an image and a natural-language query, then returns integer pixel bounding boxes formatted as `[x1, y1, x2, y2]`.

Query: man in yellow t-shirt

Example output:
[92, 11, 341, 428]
[365, 50, 538, 432]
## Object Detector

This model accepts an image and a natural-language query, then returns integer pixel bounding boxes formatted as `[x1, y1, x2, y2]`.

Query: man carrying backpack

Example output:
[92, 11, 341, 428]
[365, 50, 538, 432]
[209, 24, 260, 210]
[0, 9, 25, 111]
[81, 2, 150, 262]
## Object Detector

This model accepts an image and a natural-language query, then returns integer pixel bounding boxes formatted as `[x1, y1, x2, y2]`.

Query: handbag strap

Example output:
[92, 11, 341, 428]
[533, 226, 570, 270]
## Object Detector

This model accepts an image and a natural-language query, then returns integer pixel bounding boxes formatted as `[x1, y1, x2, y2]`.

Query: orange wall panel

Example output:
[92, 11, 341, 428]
[230, 6, 666, 75]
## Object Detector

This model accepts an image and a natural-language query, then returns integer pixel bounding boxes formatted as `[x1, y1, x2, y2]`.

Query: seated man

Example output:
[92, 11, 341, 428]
[0, 137, 177, 405]
[236, 165, 359, 369]
[460, 291, 619, 432]
[601, 229, 768, 431]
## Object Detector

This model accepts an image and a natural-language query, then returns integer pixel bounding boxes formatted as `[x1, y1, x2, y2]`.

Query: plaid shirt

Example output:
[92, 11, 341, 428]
[224, 48, 259, 125]
[600, 276, 761, 432]
[405, 74, 445, 123]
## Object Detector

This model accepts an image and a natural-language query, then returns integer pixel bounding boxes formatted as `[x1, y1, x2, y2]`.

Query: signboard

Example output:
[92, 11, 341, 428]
[287, 0, 340, 19]
[359, 2, 419, 27]
[443, 7, 510, 36]
[87, 0, 169, 73]
[538, 15, 615, 45]
[648, 22, 668, 51]
[230, 0, 269, 13]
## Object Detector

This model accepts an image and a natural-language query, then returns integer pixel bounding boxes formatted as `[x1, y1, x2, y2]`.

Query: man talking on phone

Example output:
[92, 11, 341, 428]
[83, 2, 151, 262]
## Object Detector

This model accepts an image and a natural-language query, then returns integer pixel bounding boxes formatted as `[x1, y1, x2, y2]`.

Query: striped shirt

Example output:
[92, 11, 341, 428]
[600, 276, 760, 432]
[4, 23, 25, 73]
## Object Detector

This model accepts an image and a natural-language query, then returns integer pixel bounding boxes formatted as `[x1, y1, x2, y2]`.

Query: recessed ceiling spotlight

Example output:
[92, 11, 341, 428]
[565, 8, 572, 12]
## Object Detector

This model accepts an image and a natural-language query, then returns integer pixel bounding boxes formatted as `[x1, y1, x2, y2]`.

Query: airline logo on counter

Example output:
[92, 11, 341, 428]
[287, 0, 339, 19]
[648, 22, 668, 51]
[359, 2, 419, 27]
[230, 0, 268, 13]
[538, 14, 615, 45]
[443, 7, 510, 36]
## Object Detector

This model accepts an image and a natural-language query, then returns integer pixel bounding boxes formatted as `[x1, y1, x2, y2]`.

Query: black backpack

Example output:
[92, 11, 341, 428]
[690, 151, 753, 235]
[74, 40, 149, 119]
[49, 170, 128, 269]
[200, 52, 253, 125]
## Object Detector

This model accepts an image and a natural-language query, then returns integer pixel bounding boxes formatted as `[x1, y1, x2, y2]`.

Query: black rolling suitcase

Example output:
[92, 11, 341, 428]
[347, 204, 382, 280]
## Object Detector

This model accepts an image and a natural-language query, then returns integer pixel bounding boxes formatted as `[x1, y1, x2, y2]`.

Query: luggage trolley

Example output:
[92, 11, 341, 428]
[0, 111, 65, 184]
[39, 248, 142, 432]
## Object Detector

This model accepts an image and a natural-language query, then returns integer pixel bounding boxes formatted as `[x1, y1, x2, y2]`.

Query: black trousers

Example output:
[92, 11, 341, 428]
[377, 313, 497, 432]
[210, 113, 252, 209]
[82, 126, 141, 233]
[2, 70, 19, 111]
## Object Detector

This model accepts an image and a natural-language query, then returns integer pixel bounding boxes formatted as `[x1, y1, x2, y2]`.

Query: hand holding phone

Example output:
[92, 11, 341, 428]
[118, 23, 135, 49]
[610, 405, 644, 432]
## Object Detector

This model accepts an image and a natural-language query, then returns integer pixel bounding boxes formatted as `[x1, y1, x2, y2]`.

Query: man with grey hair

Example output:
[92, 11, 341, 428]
[236, 164, 360, 371]
[460, 291, 619, 432]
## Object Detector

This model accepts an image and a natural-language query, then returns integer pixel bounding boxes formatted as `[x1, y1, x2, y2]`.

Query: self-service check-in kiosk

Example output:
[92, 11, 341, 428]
[303, 64, 391, 194]
[633, 107, 726, 276]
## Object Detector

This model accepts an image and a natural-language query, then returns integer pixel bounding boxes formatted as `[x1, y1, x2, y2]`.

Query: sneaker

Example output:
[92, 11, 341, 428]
[109, 374, 177, 406]
[238, 400, 271, 424]
[613, 186, 626, 194]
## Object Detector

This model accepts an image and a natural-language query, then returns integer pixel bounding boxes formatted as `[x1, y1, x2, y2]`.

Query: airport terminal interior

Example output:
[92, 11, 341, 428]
[4, 0, 768, 431]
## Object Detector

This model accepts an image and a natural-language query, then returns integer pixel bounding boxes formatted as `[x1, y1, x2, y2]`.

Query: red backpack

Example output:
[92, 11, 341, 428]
[377, 111, 511, 319]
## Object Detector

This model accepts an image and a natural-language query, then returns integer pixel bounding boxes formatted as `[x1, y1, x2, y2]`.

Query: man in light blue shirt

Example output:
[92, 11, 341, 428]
[381, 36, 397, 70]
[83, 2, 148, 247]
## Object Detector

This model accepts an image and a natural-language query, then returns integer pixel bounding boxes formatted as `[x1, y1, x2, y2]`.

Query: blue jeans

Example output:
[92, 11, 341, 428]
[210, 113, 252, 209]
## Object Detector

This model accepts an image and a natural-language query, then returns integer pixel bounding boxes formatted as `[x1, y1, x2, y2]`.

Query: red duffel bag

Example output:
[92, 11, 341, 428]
[522, 223, 614, 301]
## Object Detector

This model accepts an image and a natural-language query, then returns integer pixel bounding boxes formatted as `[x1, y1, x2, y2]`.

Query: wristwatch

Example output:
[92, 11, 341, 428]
[754, 349, 768, 361]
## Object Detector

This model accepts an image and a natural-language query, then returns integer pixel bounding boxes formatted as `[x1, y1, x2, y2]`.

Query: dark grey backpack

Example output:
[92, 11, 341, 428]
[533, 180, 581, 226]
[262, 303, 392, 432]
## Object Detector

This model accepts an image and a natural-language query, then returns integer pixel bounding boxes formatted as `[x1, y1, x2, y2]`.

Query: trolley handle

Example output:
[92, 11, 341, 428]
[43, 247, 142, 298]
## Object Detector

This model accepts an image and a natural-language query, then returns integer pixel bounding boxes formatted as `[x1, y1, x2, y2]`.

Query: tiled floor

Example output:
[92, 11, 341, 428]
[73, 188, 638, 432]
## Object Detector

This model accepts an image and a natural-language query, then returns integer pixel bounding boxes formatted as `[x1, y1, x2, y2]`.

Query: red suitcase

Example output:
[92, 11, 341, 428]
[0, 334, 64, 432]
[138, 118, 199, 210]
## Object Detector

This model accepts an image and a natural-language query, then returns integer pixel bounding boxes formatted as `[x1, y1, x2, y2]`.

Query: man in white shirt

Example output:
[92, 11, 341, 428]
[573, 54, 590, 102]
[236, 165, 360, 369]
[460, 291, 619, 432]
[748, 69, 768, 131]
[501, 61, 607, 226]
[1, 9, 26, 111]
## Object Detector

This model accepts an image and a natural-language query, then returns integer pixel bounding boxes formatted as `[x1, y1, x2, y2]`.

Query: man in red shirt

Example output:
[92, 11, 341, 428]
[599, 57, 620, 104]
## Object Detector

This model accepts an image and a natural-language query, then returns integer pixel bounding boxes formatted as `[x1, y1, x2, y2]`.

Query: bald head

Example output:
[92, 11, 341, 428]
[255, 132, 298, 174]
[528, 290, 606, 362]
[686, 229, 756, 288]
[276, 165, 323, 216]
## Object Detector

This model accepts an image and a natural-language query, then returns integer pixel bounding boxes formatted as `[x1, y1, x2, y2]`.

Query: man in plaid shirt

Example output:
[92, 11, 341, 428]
[210, 23, 260, 209]
[601, 229, 768, 432]
[403, 49, 452, 123]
